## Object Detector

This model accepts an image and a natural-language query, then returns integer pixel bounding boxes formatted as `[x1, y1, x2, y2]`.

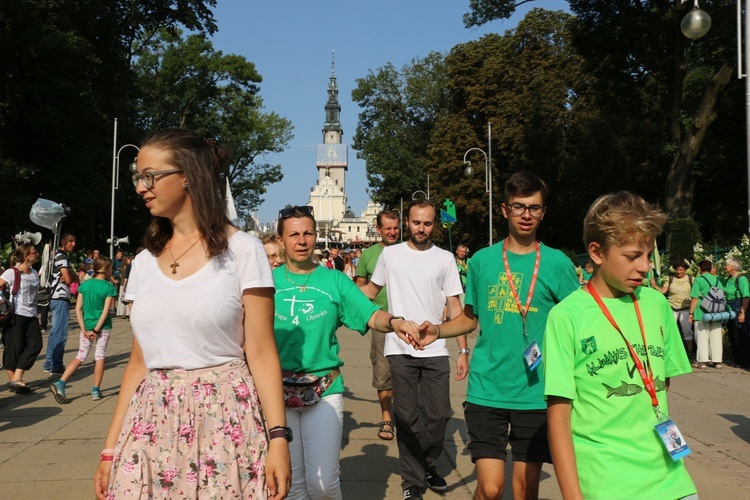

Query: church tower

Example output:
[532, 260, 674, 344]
[309, 52, 347, 223]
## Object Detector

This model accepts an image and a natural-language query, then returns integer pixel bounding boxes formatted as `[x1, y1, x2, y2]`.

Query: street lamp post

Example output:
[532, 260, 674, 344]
[739, 0, 750, 234]
[682, 1, 750, 233]
[463, 122, 493, 246]
[110, 118, 140, 258]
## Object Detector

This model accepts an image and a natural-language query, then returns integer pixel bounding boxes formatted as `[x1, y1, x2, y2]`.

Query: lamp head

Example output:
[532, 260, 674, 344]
[681, 4, 711, 39]
[464, 162, 473, 178]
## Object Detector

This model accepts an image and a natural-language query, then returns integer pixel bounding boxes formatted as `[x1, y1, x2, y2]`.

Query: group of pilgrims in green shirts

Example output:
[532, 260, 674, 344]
[274, 169, 699, 499]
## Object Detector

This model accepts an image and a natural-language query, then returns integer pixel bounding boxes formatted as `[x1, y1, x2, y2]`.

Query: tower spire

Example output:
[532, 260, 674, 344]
[323, 50, 342, 135]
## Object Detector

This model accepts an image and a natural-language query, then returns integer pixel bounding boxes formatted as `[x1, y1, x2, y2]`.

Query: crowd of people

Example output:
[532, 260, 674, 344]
[0, 127, 726, 499]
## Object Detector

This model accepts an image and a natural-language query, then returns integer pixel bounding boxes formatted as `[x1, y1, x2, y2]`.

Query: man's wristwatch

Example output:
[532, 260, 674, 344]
[388, 316, 405, 330]
[268, 426, 293, 442]
[458, 348, 471, 355]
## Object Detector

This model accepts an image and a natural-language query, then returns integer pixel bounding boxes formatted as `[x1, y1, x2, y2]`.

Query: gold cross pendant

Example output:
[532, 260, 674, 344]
[170, 262, 179, 274]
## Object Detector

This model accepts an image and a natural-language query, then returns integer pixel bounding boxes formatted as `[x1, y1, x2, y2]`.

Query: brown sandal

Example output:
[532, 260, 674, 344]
[377, 421, 394, 441]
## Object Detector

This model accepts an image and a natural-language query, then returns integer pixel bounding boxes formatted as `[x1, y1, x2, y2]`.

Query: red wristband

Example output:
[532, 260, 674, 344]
[100, 455, 114, 461]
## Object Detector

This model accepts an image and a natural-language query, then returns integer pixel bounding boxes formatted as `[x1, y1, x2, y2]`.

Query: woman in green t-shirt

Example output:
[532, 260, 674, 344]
[273, 206, 418, 500]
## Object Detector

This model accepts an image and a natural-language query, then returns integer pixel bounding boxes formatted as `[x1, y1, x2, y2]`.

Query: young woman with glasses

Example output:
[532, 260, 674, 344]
[95, 128, 290, 499]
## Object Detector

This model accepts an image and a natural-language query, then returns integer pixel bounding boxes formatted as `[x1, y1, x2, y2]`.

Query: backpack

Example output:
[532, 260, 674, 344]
[0, 267, 22, 329]
[698, 275, 727, 314]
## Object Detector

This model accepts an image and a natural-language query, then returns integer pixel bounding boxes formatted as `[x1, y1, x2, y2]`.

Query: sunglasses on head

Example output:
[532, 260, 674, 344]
[279, 205, 314, 219]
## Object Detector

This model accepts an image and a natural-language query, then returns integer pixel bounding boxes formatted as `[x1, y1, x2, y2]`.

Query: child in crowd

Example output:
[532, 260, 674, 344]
[544, 192, 697, 499]
[50, 256, 118, 403]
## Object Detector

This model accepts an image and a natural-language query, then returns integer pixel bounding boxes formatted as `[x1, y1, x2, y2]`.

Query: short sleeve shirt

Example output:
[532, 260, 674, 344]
[126, 231, 274, 370]
[1, 268, 39, 318]
[465, 240, 580, 409]
[544, 287, 695, 499]
[689, 273, 727, 321]
[51, 250, 71, 300]
[356, 243, 388, 311]
[77, 278, 118, 330]
[273, 264, 379, 396]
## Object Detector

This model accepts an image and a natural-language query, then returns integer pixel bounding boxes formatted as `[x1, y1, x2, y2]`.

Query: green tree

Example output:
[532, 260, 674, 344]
[134, 29, 293, 217]
[463, 0, 744, 243]
[0, 0, 219, 247]
[351, 52, 449, 208]
[428, 9, 600, 251]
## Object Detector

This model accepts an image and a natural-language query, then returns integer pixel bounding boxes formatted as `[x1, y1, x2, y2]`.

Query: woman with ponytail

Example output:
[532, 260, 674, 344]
[95, 129, 290, 499]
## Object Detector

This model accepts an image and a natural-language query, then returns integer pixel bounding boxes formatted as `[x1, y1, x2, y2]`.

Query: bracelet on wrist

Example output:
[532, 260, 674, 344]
[435, 324, 441, 339]
[388, 316, 404, 331]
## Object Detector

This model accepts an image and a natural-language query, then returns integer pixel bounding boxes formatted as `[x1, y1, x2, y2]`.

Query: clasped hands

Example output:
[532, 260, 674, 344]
[392, 320, 442, 350]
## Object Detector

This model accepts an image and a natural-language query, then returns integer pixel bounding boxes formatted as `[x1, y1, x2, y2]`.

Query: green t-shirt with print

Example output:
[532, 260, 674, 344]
[544, 286, 695, 499]
[689, 273, 729, 321]
[356, 243, 388, 311]
[464, 240, 580, 409]
[273, 265, 380, 396]
[77, 278, 118, 330]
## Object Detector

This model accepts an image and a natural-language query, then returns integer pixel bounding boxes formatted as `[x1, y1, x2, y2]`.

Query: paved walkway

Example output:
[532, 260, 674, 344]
[1, 317, 749, 499]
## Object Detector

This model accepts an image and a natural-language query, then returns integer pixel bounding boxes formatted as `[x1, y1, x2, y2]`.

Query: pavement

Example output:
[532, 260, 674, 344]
[1, 317, 750, 499]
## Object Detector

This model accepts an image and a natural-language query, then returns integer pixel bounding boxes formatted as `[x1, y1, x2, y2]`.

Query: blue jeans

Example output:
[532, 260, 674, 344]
[44, 299, 70, 371]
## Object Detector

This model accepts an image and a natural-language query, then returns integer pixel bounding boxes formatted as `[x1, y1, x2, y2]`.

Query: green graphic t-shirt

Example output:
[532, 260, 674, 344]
[273, 265, 380, 396]
[77, 278, 118, 330]
[465, 240, 580, 409]
[544, 287, 695, 499]
[356, 243, 388, 311]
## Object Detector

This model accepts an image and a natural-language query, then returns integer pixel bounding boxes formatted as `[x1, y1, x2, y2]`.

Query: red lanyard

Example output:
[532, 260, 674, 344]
[586, 282, 660, 413]
[502, 239, 541, 344]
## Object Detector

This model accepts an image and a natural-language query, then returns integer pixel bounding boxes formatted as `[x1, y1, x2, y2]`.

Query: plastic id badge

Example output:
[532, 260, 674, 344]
[655, 419, 691, 461]
[523, 341, 542, 371]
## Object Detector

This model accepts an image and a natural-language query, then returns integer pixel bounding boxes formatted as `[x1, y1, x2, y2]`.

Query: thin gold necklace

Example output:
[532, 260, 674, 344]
[168, 238, 201, 274]
[284, 266, 314, 292]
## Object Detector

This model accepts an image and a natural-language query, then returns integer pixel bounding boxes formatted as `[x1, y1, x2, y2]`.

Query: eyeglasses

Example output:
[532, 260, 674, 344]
[132, 169, 183, 189]
[506, 203, 546, 218]
[279, 205, 315, 219]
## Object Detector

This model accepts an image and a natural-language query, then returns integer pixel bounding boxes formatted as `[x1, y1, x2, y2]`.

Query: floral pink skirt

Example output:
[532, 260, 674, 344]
[108, 360, 269, 499]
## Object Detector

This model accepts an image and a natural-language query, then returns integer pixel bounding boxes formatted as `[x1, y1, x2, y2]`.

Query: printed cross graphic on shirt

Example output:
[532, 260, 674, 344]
[487, 271, 525, 324]
[283, 295, 315, 326]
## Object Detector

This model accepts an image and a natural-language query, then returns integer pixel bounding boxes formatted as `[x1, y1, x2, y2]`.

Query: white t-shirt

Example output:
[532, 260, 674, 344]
[125, 231, 274, 370]
[1, 267, 39, 318]
[371, 242, 463, 358]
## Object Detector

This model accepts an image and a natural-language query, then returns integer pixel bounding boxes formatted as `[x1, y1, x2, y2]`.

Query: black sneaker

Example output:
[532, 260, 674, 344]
[425, 464, 447, 491]
[402, 485, 422, 499]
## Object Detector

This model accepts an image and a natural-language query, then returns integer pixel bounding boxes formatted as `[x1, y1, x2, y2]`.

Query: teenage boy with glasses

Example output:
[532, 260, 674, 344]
[418, 171, 579, 499]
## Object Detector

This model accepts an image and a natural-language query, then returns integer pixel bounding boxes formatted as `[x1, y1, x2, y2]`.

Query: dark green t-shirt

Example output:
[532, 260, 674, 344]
[465, 240, 580, 409]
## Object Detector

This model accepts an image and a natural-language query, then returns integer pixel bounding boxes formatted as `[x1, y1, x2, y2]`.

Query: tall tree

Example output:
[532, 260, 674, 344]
[0, 0, 218, 247]
[463, 0, 744, 237]
[428, 9, 604, 251]
[351, 52, 449, 208]
[134, 29, 293, 219]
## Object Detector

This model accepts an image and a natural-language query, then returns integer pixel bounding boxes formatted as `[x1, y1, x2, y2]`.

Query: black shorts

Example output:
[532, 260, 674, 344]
[463, 402, 551, 464]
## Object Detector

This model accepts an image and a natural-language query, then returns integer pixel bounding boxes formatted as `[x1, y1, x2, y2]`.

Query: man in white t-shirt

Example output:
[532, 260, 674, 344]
[362, 199, 468, 500]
